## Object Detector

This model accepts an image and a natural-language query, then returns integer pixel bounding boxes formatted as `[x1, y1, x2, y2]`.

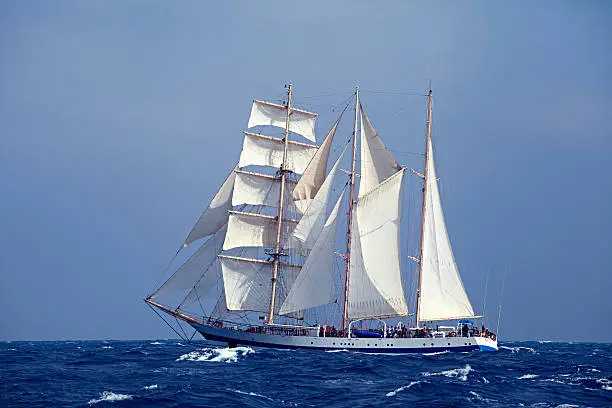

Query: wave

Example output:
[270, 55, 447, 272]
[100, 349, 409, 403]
[143, 384, 158, 390]
[325, 349, 349, 353]
[517, 374, 538, 380]
[176, 346, 254, 363]
[88, 391, 132, 405]
[228, 389, 275, 402]
[386, 381, 422, 397]
[500, 345, 536, 353]
[422, 364, 472, 381]
[101, 346, 112, 349]
[482, 377, 489, 384]
[150, 342, 164, 345]
[227, 388, 298, 406]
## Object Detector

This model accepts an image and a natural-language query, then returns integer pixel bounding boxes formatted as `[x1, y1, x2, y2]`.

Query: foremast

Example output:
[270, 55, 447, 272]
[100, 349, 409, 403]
[268, 84, 293, 325]
[415, 89, 433, 327]
[342, 87, 359, 330]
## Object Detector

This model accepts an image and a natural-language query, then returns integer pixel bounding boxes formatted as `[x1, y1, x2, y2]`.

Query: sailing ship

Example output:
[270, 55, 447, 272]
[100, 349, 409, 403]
[145, 85, 498, 353]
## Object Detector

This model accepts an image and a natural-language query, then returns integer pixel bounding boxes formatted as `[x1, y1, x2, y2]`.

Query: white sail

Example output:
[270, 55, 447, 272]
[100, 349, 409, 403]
[248, 100, 318, 142]
[221, 257, 272, 312]
[288, 148, 346, 252]
[180, 259, 223, 308]
[220, 256, 301, 314]
[154, 224, 227, 298]
[223, 212, 297, 250]
[358, 106, 401, 197]
[184, 167, 236, 245]
[239, 132, 318, 174]
[348, 170, 409, 319]
[232, 171, 297, 210]
[418, 142, 475, 321]
[292, 118, 340, 211]
[279, 191, 344, 315]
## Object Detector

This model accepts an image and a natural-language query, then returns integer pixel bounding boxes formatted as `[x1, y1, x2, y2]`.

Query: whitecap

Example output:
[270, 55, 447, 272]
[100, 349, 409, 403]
[176, 346, 254, 363]
[555, 405, 578, 408]
[102, 346, 113, 349]
[541, 379, 565, 384]
[386, 381, 422, 397]
[518, 374, 538, 380]
[500, 345, 536, 353]
[602, 385, 612, 391]
[482, 377, 489, 384]
[229, 389, 274, 401]
[588, 368, 600, 373]
[150, 342, 163, 345]
[88, 391, 132, 405]
[143, 384, 158, 390]
[325, 349, 349, 353]
[423, 350, 449, 356]
[538, 340, 554, 344]
[422, 364, 472, 381]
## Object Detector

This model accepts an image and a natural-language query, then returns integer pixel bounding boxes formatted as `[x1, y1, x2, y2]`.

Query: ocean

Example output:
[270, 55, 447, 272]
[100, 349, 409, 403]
[1, 340, 610, 407]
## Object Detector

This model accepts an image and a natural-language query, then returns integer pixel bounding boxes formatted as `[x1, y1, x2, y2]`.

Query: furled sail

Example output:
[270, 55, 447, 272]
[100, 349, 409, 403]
[223, 212, 297, 251]
[348, 170, 409, 319]
[184, 167, 236, 245]
[279, 191, 344, 315]
[288, 147, 346, 253]
[292, 116, 341, 212]
[239, 132, 318, 174]
[153, 224, 227, 298]
[418, 142, 475, 321]
[358, 106, 402, 198]
[248, 100, 318, 142]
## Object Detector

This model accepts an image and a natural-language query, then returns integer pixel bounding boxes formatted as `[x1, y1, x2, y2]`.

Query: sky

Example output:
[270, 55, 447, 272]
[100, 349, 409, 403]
[1, 1, 610, 342]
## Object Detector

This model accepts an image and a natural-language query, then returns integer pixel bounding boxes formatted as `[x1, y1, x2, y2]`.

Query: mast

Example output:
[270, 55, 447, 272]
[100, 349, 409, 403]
[268, 84, 293, 324]
[342, 87, 359, 330]
[415, 89, 433, 326]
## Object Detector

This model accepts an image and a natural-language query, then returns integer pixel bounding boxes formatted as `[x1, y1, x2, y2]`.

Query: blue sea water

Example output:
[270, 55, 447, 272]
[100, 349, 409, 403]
[1, 340, 610, 407]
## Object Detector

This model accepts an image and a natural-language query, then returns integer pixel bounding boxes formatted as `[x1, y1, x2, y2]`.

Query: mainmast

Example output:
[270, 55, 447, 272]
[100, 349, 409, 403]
[342, 87, 359, 330]
[415, 89, 433, 326]
[268, 84, 293, 324]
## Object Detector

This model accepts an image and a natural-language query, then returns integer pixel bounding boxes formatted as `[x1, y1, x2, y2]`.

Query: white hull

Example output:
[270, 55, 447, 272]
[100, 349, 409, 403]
[190, 322, 498, 353]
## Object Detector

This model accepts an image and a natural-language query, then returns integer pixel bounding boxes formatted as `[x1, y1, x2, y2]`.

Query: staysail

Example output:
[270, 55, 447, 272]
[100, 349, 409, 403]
[358, 106, 401, 197]
[292, 116, 341, 212]
[288, 146, 346, 253]
[184, 167, 236, 246]
[347, 169, 409, 319]
[279, 190, 345, 315]
[418, 140, 475, 321]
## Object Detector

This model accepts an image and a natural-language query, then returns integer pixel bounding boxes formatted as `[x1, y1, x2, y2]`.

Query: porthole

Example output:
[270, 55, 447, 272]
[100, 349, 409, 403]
[431, 343, 434, 346]
[311, 342, 313, 344]
[333, 343, 335, 345]
[423, 343, 426, 346]
[448, 343, 451, 346]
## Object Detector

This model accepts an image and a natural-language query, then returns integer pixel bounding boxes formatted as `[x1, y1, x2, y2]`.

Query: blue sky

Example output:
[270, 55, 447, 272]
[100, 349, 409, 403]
[1, 1, 610, 341]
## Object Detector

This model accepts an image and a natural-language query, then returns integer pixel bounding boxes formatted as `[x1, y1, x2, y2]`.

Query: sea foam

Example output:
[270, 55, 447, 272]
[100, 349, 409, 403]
[176, 346, 254, 363]
[517, 374, 538, 380]
[88, 391, 132, 405]
[422, 364, 472, 381]
[386, 381, 423, 397]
